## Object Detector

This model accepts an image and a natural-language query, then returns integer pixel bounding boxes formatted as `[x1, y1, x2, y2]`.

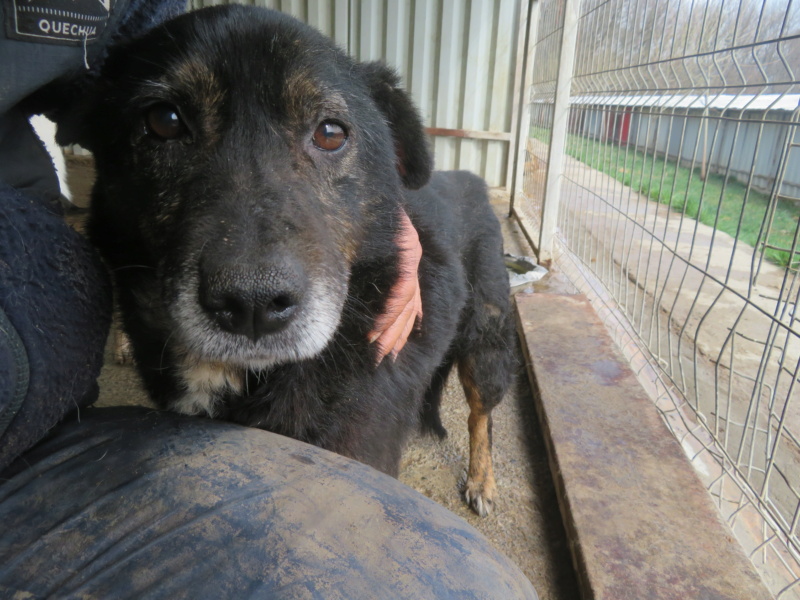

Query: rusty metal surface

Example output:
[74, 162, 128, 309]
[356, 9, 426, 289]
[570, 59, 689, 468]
[516, 292, 772, 600]
[424, 127, 512, 142]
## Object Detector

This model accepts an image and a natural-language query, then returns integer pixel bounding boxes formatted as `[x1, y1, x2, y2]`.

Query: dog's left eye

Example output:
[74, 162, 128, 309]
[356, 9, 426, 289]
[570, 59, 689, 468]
[312, 121, 347, 152]
[144, 104, 187, 141]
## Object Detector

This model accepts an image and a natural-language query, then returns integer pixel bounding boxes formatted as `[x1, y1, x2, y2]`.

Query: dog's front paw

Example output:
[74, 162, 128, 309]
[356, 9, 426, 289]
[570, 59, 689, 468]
[463, 474, 496, 517]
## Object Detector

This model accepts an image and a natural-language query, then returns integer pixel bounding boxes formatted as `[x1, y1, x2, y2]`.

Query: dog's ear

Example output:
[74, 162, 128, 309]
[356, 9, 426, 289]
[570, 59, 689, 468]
[52, 45, 132, 149]
[53, 94, 96, 150]
[16, 73, 101, 150]
[48, 73, 114, 151]
[359, 62, 432, 190]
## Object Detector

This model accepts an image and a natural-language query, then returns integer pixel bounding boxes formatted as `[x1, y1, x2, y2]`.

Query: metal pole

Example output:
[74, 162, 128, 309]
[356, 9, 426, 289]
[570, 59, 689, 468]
[508, 0, 539, 216]
[539, 0, 580, 262]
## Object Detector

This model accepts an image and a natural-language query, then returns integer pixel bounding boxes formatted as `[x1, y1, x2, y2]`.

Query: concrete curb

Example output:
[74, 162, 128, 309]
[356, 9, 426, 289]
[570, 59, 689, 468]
[516, 292, 773, 600]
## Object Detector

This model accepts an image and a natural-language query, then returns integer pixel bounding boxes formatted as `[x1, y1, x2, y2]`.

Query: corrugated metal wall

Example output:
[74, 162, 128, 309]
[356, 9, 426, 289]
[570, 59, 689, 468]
[628, 110, 798, 200]
[571, 106, 800, 199]
[188, 0, 524, 188]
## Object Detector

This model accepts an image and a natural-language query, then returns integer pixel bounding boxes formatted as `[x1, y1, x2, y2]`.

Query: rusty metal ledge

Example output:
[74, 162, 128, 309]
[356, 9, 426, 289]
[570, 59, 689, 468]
[515, 292, 772, 600]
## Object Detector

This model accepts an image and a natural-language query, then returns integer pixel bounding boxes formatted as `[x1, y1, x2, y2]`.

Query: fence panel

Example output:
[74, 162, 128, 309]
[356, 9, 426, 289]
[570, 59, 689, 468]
[514, 0, 800, 595]
[512, 0, 566, 247]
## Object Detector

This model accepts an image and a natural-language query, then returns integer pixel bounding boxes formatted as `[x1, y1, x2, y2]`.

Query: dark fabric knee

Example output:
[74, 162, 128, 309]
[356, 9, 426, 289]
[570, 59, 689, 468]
[0, 183, 111, 469]
[0, 407, 538, 600]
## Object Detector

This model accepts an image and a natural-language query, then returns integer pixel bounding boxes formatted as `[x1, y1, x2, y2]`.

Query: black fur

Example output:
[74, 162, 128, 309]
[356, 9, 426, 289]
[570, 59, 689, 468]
[60, 5, 515, 513]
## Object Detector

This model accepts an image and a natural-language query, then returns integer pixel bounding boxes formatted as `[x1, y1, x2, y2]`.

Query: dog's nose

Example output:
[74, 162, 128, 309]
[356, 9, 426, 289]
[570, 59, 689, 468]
[199, 266, 303, 341]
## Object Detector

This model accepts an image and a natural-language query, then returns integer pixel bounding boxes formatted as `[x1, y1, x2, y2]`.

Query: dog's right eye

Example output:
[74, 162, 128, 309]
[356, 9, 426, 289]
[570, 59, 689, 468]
[312, 121, 347, 152]
[144, 104, 187, 141]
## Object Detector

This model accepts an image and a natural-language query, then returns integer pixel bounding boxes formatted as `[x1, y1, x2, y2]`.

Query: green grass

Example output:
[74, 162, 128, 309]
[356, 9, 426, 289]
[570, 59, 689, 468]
[531, 126, 800, 269]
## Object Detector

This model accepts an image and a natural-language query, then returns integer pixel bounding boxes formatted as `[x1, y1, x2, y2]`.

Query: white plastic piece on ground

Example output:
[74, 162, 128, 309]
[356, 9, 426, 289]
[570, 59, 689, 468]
[505, 254, 548, 288]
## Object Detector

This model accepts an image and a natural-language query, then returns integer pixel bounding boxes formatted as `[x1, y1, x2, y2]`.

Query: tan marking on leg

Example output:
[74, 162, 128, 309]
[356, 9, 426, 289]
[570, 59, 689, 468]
[458, 361, 497, 517]
[112, 313, 135, 365]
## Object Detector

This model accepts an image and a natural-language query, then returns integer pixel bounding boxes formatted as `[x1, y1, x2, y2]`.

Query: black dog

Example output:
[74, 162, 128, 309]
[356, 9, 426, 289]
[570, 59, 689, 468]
[59, 5, 515, 516]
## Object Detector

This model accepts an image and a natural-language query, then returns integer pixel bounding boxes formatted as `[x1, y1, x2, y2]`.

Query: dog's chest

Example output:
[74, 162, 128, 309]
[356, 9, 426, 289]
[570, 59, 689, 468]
[216, 362, 348, 435]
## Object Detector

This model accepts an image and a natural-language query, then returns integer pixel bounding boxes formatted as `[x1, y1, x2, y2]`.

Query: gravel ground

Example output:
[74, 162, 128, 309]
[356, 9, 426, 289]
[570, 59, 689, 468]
[69, 156, 579, 599]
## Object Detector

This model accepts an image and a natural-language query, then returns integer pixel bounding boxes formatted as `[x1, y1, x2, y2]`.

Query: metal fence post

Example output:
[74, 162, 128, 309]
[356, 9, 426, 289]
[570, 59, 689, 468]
[539, 0, 580, 262]
[508, 0, 539, 217]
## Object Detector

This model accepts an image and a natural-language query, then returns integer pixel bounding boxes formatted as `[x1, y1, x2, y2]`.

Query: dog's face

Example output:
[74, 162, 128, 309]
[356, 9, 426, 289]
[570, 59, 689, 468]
[64, 6, 431, 370]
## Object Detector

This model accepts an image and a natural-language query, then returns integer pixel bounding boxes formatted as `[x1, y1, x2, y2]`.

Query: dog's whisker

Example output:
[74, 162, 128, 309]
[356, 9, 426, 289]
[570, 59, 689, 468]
[159, 330, 177, 373]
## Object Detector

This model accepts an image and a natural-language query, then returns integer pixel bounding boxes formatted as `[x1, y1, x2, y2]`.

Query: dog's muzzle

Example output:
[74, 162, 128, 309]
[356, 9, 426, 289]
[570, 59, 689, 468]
[198, 258, 306, 342]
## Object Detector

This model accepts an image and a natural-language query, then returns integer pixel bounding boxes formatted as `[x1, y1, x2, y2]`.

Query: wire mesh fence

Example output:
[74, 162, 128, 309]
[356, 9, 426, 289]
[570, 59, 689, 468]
[512, 0, 800, 596]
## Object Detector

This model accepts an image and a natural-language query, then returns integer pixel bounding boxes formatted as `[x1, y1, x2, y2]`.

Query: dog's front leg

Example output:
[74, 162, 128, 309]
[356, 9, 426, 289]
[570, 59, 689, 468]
[457, 360, 497, 517]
